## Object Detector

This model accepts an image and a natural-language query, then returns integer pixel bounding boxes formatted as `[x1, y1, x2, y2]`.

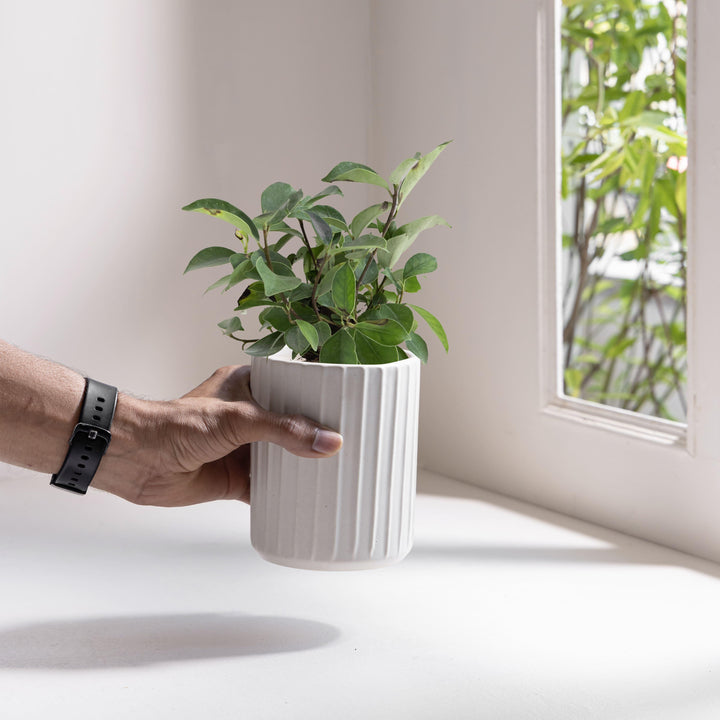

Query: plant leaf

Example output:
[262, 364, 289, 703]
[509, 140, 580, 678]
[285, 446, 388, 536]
[306, 185, 344, 204]
[350, 202, 389, 238]
[204, 273, 233, 294]
[182, 199, 259, 240]
[354, 332, 402, 364]
[224, 259, 260, 291]
[259, 306, 292, 332]
[295, 319, 319, 351]
[398, 141, 452, 207]
[319, 327, 358, 364]
[403, 252, 438, 280]
[314, 321, 332, 347]
[321, 162, 390, 191]
[184, 246, 237, 273]
[244, 331, 285, 357]
[341, 235, 387, 252]
[218, 316, 244, 336]
[364, 303, 415, 333]
[405, 331, 428, 363]
[409, 304, 449, 351]
[389, 152, 422, 186]
[354, 319, 408, 346]
[302, 210, 334, 245]
[235, 283, 275, 311]
[378, 215, 450, 268]
[256, 257, 302, 296]
[261, 182, 294, 213]
[284, 325, 310, 355]
[332, 263, 357, 315]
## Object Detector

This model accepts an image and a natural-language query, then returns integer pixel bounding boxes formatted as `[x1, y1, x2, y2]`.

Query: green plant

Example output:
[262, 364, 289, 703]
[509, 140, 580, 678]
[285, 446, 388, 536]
[182, 142, 451, 364]
[562, 0, 687, 420]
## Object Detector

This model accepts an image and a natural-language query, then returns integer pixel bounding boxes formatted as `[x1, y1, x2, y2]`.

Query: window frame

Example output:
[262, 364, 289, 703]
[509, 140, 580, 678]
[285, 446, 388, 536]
[536, 0, 692, 451]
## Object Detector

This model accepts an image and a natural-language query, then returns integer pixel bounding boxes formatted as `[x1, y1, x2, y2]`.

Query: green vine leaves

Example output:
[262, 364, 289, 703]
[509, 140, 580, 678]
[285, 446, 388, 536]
[182, 141, 452, 364]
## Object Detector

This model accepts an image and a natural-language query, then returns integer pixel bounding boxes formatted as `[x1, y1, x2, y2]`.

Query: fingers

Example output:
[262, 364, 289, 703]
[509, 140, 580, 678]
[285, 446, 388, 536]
[183, 366, 253, 402]
[239, 407, 343, 459]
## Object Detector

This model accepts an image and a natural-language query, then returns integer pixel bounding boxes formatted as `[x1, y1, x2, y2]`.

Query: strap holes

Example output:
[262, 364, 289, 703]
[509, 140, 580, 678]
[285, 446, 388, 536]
[73, 471, 82, 476]
[81, 455, 89, 460]
[92, 414, 101, 421]
[94, 405, 103, 412]
[84, 445, 92, 451]
[98, 397, 106, 403]
[78, 463, 86, 469]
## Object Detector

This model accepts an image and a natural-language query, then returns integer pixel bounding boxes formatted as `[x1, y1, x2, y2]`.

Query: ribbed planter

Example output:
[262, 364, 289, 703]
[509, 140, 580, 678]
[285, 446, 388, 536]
[250, 349, 421, 570]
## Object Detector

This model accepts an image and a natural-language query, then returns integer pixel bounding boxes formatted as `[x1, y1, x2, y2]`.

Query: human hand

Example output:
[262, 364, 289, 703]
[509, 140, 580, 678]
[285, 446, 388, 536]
[93, 365, 343, 506]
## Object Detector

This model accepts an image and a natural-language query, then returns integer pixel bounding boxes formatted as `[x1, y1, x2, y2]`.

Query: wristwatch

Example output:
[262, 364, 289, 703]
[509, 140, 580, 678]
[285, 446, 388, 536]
[50, 377, 118, 494]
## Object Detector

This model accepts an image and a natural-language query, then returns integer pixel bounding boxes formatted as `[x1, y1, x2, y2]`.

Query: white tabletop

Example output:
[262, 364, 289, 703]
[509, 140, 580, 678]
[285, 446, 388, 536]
[2, 466, 720, 720]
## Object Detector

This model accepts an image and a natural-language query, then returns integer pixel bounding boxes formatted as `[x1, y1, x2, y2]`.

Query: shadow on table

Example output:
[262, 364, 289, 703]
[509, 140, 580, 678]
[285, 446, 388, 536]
[0, 613, 340, 670]
[417, 472, 720, 581]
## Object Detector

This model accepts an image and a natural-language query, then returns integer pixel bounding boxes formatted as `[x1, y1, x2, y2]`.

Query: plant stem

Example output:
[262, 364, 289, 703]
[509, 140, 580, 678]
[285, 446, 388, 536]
[357, 185, 399, 292]
[298, 220, 319, 272]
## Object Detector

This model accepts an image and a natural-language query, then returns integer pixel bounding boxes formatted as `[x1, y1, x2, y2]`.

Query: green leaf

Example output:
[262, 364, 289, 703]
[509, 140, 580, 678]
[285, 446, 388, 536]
[256, 257, 302, 296]
[182, 199, 259, 240]
[224, 259, 260, 291]
[354, 319, 408, 346]
[314, 321, 332, 347]
[259, 306, 292, 332]
[332, 263, 357, 314]
[285, 325, 310, 355]
[321, 162, 390, 191]
[269, 188, 304, 225]
[235, 283, 275, 311]
[261, 182, 294, 213]
[218, 316, 244, 336]
[319, 327, 358, 364]
[389, 152, 422, 186]
[235, 282, 275, 312]
[403, 276, 421, 293]
[303, 210, 334, 245]
[341, 235, 387, 252]
[244, 331, 285, 357]
[403, 252, 438, 280]
[354, 332, 402, 364]
[409, 304, 449, 351]
[295, 319, 319, 351]
[350, 202, 389, 239]
[306, 185, 343, 204]
[405, 331, 428, 363]
[204, 273, 233, 294]
[398, 141, 452, 206]
[377, 215, 450, 268]
[363, 303, 415, 334]
[184, 246, 237, 273]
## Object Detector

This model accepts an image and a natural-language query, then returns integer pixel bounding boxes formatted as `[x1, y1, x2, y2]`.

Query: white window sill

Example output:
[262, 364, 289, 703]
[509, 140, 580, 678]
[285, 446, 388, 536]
[2, 465, 720, 719]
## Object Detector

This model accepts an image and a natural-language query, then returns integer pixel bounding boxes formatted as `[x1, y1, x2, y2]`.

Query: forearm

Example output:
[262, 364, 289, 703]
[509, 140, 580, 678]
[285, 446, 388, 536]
[0, 340, 160, 499]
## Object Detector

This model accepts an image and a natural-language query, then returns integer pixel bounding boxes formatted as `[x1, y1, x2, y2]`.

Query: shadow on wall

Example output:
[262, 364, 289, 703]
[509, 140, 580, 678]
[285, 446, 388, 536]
[0, 612, 340, 670]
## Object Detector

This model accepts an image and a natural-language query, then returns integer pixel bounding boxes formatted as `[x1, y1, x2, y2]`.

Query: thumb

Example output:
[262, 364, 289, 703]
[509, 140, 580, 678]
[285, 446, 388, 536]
[246, 407, 343, 458]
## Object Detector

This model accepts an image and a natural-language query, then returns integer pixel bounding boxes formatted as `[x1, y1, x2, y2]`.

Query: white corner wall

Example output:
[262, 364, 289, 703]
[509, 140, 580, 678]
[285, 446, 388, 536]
[0, 0, 372, 399]
[368, 0, 537, 478]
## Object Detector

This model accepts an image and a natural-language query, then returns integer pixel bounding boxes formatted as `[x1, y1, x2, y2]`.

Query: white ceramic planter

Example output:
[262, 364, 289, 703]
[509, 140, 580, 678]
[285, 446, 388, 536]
[250, 348, 421, 570]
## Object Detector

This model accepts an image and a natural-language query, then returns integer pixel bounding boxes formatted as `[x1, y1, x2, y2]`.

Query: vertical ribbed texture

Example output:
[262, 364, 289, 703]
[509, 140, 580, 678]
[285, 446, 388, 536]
[250, 351, 421, 571]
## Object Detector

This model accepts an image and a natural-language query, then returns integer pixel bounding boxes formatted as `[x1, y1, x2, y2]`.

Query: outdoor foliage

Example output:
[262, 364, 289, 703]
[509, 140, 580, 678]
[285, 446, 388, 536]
[183, 142, 451, 364]
[562, 0, 687, 421]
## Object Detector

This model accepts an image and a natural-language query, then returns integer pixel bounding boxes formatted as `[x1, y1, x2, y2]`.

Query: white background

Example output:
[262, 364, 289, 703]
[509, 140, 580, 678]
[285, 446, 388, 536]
[3, 0, 720, 563]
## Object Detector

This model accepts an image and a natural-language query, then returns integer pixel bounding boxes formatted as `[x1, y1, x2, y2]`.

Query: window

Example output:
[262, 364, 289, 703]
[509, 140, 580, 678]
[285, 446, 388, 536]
[560, 0, 688, 423]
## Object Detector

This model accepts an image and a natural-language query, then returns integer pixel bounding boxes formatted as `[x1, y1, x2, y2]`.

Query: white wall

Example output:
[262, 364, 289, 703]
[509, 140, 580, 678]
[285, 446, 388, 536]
[0, 0, 372, 400]
[369, 0, 537, 477]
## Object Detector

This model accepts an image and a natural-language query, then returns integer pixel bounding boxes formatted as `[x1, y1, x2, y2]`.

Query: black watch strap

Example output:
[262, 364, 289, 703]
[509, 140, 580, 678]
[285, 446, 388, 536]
[51, 378, 118, 495]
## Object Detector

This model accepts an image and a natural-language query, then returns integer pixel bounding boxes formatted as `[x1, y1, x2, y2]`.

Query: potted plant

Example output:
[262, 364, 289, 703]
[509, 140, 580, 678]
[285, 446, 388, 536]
[183, 141, 451, 570]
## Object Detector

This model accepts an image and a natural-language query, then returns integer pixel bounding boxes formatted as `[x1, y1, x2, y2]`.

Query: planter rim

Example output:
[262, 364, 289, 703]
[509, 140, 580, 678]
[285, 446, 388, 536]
[259, 346, 420, 370]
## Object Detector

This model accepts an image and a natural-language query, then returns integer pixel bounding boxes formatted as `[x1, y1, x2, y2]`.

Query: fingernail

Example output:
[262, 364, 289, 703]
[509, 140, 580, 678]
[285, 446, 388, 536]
[312, 428, 343, 455]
